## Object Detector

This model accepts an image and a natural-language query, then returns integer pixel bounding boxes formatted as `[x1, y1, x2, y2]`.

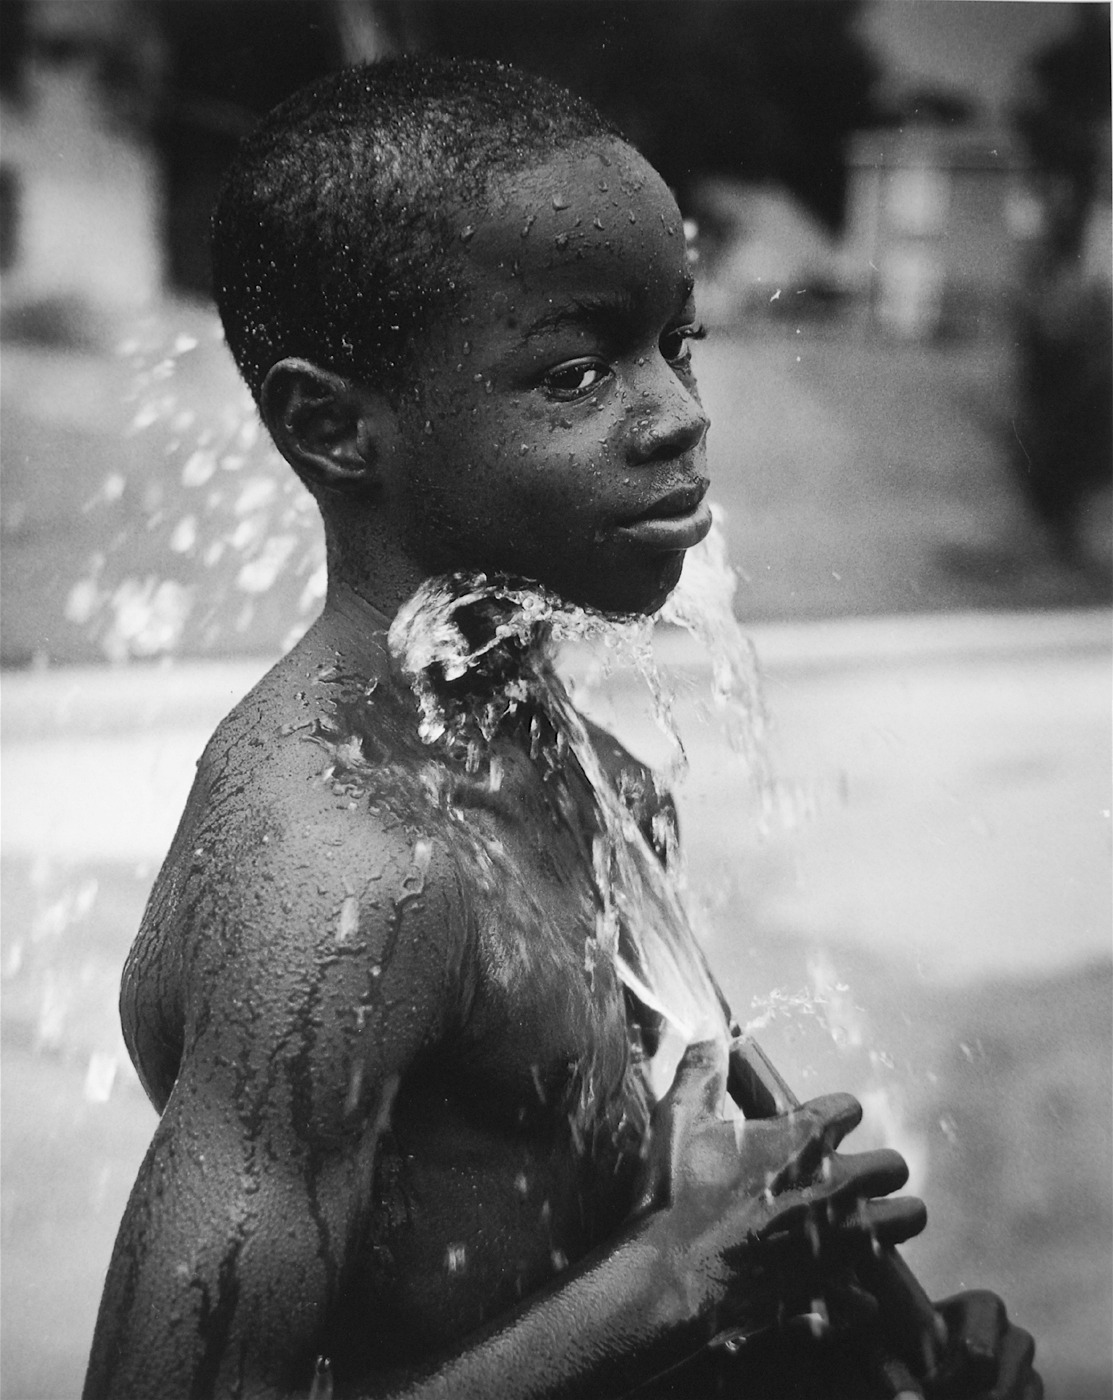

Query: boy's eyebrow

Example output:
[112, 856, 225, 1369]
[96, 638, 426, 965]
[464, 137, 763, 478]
[521, 274, 696, 343]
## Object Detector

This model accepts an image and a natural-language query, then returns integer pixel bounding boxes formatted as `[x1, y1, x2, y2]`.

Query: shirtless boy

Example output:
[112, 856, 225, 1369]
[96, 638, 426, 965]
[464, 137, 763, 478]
[85, 58, 1039, 1400]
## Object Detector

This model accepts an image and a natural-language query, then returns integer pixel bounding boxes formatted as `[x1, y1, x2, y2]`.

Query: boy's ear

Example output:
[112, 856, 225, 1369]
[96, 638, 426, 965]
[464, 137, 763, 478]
[260, 358, 392, 495]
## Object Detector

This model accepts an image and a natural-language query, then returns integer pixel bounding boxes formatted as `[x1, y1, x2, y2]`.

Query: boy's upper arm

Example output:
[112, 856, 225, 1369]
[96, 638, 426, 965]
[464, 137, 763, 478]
[86, 805, 469, 1399]
[182, 804, 467, 1138]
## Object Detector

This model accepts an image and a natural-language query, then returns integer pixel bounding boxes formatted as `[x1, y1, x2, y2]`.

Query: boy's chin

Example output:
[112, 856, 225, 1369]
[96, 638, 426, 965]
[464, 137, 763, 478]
[570, 557, 685, 619]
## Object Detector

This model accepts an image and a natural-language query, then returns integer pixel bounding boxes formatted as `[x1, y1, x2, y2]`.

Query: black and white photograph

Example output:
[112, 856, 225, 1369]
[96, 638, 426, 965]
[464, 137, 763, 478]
[1, 3, 1110, 1397]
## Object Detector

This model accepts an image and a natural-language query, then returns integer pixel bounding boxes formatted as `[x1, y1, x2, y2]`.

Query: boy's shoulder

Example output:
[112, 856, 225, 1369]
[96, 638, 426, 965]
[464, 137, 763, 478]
[166, 646, 462, 922]
[127, 648, 469, 1106]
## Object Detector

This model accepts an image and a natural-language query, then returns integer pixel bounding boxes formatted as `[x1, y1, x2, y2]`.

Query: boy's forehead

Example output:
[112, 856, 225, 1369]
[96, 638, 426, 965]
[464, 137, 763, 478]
[460, 140, 689, 307]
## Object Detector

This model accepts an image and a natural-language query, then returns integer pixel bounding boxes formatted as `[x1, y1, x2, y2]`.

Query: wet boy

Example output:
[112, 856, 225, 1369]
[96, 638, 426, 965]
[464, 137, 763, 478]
[85, 59, 1039, 1400]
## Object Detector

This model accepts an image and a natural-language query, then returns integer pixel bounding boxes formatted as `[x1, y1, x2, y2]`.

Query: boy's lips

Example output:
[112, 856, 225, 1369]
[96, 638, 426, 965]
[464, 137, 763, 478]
[613, 486, 713, 551]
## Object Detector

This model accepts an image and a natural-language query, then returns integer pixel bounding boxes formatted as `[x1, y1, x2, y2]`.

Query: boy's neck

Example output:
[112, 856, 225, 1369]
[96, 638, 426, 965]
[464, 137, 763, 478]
[308, 576, 397, 676]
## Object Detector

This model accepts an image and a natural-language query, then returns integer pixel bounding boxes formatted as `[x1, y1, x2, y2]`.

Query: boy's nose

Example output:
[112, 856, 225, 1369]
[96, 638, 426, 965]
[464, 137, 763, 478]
[626, 365, 709, 468]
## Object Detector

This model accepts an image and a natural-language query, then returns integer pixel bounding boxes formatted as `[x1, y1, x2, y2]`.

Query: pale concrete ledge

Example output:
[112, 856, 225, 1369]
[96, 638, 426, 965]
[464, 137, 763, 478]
[2, 608, 1109, 741]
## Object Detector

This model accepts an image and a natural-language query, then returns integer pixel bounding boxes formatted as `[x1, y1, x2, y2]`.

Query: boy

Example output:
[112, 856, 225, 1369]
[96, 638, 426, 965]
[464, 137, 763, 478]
[85, 59, 1039, 1399]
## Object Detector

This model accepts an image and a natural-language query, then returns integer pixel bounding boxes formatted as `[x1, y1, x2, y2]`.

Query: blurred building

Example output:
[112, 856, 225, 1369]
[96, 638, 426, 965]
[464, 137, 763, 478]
[0, 0, 164, 342]
[843, 123, 1035, 340]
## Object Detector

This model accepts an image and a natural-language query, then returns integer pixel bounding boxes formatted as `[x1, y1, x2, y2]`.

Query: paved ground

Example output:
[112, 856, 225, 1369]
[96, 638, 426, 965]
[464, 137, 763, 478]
[2, 610, 1110, 1399]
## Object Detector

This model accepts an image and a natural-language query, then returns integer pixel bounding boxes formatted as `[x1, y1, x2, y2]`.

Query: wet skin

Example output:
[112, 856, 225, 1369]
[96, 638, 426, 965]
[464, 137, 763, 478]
[85, 138, 1041, 1400]
[390, 142, 712, 617]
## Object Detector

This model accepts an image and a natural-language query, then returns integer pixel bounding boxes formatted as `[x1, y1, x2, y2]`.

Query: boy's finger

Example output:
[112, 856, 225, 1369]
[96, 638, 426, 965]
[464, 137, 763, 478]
[850, 1195, 928, 1250]
[797, 1093, 864, 1149]
[934, 1290, 1008, 1391]
[823, 1146, 911, 1202]
[989, 1325, 1039, 1400]
[758, 1094, 863, 1188]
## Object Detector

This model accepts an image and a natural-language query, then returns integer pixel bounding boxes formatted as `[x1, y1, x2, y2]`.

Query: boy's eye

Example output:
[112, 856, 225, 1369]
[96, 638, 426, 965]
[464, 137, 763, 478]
[542, 360, 610, 401]
[660, 323, 706, 366]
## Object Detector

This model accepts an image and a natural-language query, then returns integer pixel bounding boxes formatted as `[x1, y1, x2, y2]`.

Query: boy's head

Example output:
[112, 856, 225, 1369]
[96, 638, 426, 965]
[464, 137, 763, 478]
[212, 56, 621, 407]
[214, 57, 710, 618]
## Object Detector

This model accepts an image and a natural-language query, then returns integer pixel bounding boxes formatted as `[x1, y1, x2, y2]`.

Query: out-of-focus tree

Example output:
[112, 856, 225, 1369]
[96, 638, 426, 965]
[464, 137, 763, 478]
[1012, 1, 1111, 270]
[377, 0, 879, 230]
[0, 0, 31, 105]
[1009, 4, 1111, 581]
[73, 0, 880, 293]
[149, 0, 349, 295]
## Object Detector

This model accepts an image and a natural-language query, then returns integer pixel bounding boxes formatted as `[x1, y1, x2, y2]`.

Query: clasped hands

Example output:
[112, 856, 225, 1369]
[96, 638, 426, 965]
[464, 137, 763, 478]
[636, 1040, 1041, 1400]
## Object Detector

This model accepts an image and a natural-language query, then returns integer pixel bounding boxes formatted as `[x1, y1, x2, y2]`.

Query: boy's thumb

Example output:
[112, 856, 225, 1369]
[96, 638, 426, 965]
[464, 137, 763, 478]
[634, 1038, 729, 1214]
[671, 1037, 728, 1115]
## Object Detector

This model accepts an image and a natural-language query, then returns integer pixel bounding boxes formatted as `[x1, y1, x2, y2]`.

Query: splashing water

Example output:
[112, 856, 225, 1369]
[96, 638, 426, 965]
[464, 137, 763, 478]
[65, 314, 327, 661]
[56, 320, 868, 1117]
[385, 554, 761, 1105]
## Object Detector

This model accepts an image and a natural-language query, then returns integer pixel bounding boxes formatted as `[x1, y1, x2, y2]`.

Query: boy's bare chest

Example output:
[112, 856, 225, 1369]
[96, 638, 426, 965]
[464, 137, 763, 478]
[441, 744, 637, 1127]
[366, 755, 650, 1354]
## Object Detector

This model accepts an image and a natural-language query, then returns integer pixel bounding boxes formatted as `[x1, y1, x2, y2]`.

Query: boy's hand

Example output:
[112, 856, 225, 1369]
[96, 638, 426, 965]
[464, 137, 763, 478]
[635, 1040, 926, 1340]
[925, 1292, 1042, 1400]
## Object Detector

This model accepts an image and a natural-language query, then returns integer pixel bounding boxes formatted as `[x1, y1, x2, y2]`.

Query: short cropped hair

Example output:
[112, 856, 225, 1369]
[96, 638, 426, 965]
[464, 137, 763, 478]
[211, 56, 622, 406]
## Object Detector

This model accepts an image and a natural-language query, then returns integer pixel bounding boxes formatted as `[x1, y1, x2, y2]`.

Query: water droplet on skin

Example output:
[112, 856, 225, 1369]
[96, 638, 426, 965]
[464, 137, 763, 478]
[337, 895, 359, 941]
[308, 1355, 334, 1400]
[344, 1063, 364, 1114]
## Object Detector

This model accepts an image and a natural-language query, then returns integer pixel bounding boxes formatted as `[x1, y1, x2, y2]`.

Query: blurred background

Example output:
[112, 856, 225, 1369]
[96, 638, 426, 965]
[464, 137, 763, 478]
[1, 2, 1110, 1397]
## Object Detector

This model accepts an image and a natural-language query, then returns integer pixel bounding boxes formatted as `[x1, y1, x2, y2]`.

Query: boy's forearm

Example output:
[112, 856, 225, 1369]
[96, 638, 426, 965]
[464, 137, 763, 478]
[369, 1215, 713, 1400]
[89, 1211, 715, 1400]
